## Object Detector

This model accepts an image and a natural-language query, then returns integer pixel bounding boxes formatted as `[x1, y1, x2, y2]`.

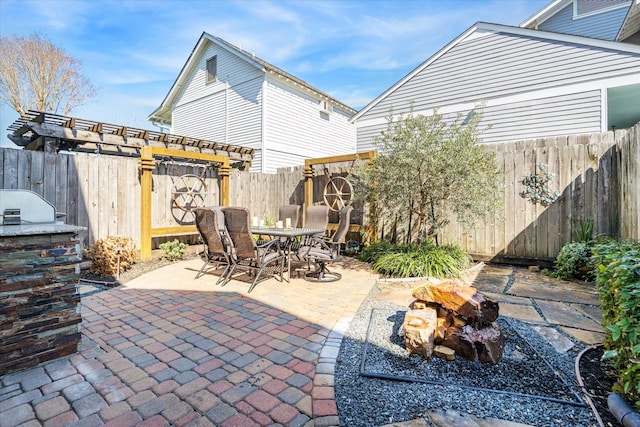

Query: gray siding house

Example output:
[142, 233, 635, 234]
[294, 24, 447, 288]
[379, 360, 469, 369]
[148, 32, 356, 173]
[521, 0, 639, 43]
[353, 1, 640, 151]
[352, 0, 640, 151]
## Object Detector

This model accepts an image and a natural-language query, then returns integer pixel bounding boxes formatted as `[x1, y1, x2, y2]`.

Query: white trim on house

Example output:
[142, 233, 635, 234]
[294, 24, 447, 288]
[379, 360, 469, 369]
[572, 0, 631, 20]
[351, 22, 640, 123]
[521, 0, 631, 28]
[521, 0, 568, 28]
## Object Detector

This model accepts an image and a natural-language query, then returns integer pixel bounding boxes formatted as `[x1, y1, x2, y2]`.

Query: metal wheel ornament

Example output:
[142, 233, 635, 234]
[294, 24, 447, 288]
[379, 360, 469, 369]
[323, 176, 353, 212]
[171, 174, 207, 213]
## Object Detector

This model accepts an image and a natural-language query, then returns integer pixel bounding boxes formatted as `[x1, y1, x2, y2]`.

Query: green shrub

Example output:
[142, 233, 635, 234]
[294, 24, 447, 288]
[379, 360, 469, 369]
[592, 240, 640, 409]
[546, 241, 592, 281]
[573, 218, 594, 243]
[361, 240, 471, 278]
[357, 240, 398, 263]
[159, 239, 188, 261]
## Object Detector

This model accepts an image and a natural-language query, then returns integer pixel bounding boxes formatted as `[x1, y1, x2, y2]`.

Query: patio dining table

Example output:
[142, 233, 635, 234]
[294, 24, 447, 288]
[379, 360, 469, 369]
[251, 226, 325, 281]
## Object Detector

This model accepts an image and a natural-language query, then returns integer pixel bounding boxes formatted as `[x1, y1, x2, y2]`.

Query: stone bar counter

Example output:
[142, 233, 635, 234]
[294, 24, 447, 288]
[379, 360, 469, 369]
[0, 223, 85, 374]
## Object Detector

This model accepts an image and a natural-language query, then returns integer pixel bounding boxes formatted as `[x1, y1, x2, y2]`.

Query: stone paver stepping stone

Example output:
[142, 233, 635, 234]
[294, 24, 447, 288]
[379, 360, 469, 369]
[535, 300, 605, 332]
[481, 265, 514, 276]
[427, 408, 533, 427]
[560, 326, 606, 345]
[484, 291, 531, 305]
[499, 303, 545, 324]
[531, 325, 574, 353]
[508, 282, 599, 305]
[570, 304, 603, 324]
[471, 274, 510, 294]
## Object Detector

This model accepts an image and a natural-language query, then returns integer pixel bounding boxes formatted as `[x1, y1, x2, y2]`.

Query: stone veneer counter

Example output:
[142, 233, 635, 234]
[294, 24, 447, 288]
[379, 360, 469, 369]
[0, 223, 85, 374]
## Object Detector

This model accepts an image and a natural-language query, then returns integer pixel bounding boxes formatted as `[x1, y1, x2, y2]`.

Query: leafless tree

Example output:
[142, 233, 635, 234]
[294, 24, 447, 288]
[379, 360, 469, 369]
[0, 33, 96, 116]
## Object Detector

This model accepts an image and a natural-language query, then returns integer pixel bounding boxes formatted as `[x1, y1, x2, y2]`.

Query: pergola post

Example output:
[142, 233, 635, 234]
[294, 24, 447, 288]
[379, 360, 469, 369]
[138, 146, 155, 260]
[219, 162, 231, 206]
[303, 163, 314, 215]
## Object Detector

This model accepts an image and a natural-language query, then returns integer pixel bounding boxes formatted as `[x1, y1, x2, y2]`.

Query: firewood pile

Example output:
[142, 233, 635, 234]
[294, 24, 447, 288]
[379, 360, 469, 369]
[86, 235, 137, 276]
[401, 280, 504, 364]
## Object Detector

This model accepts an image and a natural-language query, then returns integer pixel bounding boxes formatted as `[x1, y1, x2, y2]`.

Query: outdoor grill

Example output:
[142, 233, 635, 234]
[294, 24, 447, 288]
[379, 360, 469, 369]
[0, 189, 66, 225]
[0, 189, 85, 374]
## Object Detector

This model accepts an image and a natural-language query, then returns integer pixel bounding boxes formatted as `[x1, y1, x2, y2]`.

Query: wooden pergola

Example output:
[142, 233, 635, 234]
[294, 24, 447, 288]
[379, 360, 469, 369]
[8, 110, 253, 168]
[8, 110, 254, 260]
[303, 151, 376, 240]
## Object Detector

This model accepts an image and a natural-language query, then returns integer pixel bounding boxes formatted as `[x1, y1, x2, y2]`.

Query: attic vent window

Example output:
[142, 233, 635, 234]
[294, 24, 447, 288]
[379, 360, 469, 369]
[319, 100, 333, 114]
[206, 56, 217, 84]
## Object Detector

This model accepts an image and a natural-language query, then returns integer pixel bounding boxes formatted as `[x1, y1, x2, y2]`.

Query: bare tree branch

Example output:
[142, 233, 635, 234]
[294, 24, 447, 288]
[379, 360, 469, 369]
[0, 33, 96, 117]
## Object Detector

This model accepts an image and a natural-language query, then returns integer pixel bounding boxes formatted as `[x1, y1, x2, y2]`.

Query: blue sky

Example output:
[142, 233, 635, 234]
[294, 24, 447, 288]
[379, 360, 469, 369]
[0, 0, 548, 148]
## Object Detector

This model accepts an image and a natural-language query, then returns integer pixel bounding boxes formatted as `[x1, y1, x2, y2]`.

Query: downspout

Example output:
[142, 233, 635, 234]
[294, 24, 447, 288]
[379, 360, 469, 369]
[261, 75, 267, 173]
[225, 79, 229, 144]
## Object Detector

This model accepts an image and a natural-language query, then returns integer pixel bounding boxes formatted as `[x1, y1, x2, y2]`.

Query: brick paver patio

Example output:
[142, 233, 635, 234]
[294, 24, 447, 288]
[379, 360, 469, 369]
[0, 259, 605, 427]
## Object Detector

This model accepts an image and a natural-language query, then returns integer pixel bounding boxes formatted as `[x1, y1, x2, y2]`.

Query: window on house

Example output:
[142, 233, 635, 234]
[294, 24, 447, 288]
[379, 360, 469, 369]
[607, 83, 640, 131]
[206, 56, 217, 84]
[574, 0, 629, 17]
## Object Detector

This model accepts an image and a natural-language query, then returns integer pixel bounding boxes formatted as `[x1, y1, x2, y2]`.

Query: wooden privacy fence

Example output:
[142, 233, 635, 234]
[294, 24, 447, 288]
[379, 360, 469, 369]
[1, 123, 638, 262]
[436, 124, 639, 263]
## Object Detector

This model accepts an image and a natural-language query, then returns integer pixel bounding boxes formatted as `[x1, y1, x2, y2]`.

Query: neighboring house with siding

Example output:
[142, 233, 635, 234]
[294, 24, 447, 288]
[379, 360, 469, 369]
[352, 1, 640, 152]
[521, 0, 639, 43]
[148, 32, 356, 173]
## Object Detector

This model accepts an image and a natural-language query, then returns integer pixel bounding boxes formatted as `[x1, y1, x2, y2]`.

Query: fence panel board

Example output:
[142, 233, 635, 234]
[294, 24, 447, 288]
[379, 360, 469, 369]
[1, 123, 638, 259]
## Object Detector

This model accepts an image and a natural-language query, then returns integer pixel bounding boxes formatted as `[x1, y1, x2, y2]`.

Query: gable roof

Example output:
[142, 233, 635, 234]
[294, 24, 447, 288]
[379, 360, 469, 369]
[617, 0, 640, 42]
[351, 21, 640, 122]
[148, 32, 355, 124]
[520, 0, 632, 29]
[520, 0, 570, 29]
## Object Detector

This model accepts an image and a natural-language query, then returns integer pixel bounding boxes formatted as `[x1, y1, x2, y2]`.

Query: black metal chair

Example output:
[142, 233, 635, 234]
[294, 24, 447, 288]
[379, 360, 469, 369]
[194, 207, 232, 284]
[222, 207, 286, 292]
[297, 205, 353, 282]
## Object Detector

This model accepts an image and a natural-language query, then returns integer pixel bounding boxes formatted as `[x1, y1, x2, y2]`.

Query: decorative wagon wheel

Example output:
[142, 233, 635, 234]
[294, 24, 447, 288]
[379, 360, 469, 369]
[323, 176, 353, 212]
[171, 173, 207, 223]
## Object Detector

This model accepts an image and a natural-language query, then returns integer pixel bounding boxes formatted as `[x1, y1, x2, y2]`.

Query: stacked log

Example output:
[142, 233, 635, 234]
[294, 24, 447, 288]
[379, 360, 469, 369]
[401, 281, 504, 364]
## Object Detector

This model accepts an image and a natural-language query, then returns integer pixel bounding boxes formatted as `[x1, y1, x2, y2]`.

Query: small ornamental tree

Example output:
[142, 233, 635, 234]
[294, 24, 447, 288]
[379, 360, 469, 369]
[357, 108, 502, 244]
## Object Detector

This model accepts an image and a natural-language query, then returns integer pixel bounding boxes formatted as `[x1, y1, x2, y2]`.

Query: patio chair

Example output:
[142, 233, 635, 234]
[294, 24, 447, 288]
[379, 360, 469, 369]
[297, 205, 353, 282]
[279, 204, 301, 228]
[304, 205, 329, 237]
[194, 207, 232, 284]
[222, 207, 286, 292]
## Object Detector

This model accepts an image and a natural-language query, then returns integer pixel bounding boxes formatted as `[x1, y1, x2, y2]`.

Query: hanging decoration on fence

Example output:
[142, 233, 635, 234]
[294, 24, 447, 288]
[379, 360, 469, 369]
[322, 162, 355, 212]
[166, 159, 210, 223]
[520, 164, 562, 207]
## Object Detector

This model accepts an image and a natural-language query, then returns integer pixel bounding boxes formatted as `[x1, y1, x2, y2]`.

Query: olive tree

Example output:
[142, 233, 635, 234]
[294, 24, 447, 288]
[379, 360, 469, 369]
[0, 33, 96, 116]
[358, 109, 502, 244]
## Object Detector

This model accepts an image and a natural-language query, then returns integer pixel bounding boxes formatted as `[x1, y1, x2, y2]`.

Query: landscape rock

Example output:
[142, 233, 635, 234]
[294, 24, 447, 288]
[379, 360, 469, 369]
[401, 308, 438, 359]
[441, 323, 504, 364]
[434, 345, 456, 361]
[412, 281, 499, 325]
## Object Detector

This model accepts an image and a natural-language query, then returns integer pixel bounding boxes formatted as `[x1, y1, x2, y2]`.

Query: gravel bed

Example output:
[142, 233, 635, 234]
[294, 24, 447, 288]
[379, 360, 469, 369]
[334, 286, 599, 427]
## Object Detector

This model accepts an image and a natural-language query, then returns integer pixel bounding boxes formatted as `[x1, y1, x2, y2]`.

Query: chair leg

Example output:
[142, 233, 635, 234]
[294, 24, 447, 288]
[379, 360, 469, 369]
[220, 264, 237, 287]
[215, 264, 232, 286]
[248, 269, 264, 293]
[194, 261, 209, 279]
[304, 261, 341, 282]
